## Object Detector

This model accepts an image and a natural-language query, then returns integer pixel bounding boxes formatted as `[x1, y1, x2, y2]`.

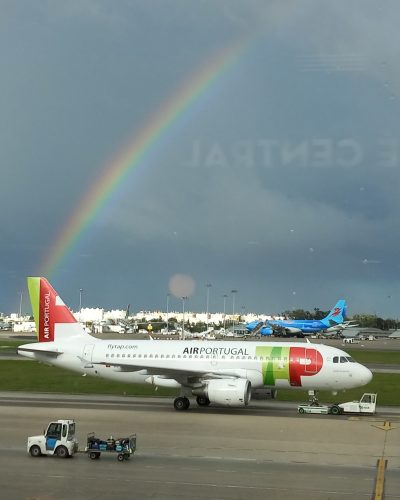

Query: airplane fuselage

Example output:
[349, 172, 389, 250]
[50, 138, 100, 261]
[19, 338, 372, 392]
[269, 319, 331, 334]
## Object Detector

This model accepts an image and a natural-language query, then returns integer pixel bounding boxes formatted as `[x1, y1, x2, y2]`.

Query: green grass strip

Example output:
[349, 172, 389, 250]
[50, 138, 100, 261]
[0, 360, 176, 397]
[0, 360, 398, 405]
[344, 349, 400, 365]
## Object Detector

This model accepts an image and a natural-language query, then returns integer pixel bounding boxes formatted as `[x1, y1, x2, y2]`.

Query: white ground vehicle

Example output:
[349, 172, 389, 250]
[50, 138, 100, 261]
[27, 419, 79, 458]
[298, 393, 377, 416]
[338, 392, 377, 414]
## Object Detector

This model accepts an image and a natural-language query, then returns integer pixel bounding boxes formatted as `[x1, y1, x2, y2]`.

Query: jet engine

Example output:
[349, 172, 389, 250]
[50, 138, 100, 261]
[193, 378, 251, 407]
[285, 327, 303, 334]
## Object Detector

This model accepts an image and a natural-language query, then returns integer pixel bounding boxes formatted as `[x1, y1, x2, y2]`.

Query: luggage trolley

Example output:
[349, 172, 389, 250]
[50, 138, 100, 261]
[86, 432, 136, 462]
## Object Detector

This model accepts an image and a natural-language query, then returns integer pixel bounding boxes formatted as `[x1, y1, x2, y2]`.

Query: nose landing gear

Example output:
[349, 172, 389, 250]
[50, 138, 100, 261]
[308, 390, 320, 406]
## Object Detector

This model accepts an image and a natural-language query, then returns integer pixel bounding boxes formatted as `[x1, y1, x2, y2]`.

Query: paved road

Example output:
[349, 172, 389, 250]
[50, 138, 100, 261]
[0, 394, 399, 499]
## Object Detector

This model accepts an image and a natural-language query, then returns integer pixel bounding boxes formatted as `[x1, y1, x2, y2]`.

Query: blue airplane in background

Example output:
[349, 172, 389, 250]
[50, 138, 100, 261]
[246, 300, 348, 337]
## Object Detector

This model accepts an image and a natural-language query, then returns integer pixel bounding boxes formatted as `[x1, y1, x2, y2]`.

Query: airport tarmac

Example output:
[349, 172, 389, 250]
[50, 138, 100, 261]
[0, 393, 399, 499]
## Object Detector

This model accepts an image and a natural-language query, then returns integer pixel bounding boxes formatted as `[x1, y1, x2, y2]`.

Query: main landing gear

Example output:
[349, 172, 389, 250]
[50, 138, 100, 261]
[196, 395, 210, 407]
[173, 395, 211, 410]
[174, 397, 190, 411]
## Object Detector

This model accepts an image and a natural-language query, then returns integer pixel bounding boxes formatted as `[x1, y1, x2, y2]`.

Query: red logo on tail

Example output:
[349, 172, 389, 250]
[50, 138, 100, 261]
[39, 279, 76, 342]
[330, 307, 341, 317]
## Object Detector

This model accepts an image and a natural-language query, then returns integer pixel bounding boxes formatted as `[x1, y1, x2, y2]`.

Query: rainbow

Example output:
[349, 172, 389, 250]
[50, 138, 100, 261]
[39, 39, 249, 277]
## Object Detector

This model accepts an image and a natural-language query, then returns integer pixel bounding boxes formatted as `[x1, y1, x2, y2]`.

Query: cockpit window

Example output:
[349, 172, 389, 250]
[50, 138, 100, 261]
[340, 356, 348, 363]
[346, 356, 354, 362]
[333, 356, 339, 363]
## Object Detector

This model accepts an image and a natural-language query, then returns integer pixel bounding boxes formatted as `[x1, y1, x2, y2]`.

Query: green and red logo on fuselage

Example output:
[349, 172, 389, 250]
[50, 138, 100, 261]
[255, 346, 323, 387]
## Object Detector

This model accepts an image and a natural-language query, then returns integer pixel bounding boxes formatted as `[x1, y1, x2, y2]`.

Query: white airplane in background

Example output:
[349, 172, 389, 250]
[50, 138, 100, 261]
[18, 278, 373, 411]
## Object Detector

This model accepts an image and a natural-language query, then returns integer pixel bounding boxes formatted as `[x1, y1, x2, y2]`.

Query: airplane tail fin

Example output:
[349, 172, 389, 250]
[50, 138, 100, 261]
[322, 299, 347, 326]
[27, 277, 89, 342]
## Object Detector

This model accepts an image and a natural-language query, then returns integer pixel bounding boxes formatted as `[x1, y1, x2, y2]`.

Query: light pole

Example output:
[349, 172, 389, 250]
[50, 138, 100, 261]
[166, 293, 170, 333]
[19, 292, 23, 319]
[206, 283, 212, 330]
[79, 288, 83, 318]
[223, 294, 228, 331]
[231, 289, 238, 333]
[181, 296, 188, 340]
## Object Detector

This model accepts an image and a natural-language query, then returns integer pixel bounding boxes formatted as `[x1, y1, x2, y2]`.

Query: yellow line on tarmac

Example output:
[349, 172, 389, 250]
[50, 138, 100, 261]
[373, 457, 387, 500]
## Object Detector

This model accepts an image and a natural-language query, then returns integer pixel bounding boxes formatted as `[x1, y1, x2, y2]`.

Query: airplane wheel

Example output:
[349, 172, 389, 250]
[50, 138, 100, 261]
[30, 445, 41, 457]
[196, 396, 210, 407]
[174, 397, 190, 411]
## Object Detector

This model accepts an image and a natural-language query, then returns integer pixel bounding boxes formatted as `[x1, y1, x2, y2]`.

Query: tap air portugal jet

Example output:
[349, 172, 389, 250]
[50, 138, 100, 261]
[18, 278, 372, 411]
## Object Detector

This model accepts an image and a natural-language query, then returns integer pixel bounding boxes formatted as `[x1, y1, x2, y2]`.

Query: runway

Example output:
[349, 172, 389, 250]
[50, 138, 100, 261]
[0, 394, 399, 499]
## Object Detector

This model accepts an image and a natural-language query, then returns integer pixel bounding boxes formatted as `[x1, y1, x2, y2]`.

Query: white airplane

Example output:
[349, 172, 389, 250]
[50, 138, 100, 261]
[185, 328, 215, 339]
[18, 278, 373, 411]
[322, 321, 360, 334]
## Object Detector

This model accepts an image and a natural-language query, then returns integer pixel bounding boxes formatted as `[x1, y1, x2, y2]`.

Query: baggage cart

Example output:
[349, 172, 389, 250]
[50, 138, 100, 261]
[85, 432, 136, 462]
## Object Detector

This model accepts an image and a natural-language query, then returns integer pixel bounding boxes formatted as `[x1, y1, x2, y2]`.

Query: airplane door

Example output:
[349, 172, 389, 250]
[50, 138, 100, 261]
[305, 348, 318, 374]
[83, 344, 95, 367]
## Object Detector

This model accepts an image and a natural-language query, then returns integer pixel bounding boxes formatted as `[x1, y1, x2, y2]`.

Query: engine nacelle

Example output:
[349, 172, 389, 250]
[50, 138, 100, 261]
[194, 378, 251, 407]
[285, 327, 303, 334]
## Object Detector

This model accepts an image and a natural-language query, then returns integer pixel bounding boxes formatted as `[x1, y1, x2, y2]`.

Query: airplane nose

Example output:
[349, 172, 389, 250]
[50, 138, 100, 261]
[360, 365, 373, 385]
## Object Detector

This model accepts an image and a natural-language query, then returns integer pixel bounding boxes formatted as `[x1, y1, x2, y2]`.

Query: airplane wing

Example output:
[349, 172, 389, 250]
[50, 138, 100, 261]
[94, 360, 241, 386]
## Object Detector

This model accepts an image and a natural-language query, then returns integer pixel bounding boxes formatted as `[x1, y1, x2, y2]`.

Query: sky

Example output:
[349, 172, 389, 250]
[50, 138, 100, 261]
[1, 0, 400, 317]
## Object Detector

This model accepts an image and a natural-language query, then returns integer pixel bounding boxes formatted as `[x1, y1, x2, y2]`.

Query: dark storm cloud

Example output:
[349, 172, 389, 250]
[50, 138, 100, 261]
[1, 1, 399, 317]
